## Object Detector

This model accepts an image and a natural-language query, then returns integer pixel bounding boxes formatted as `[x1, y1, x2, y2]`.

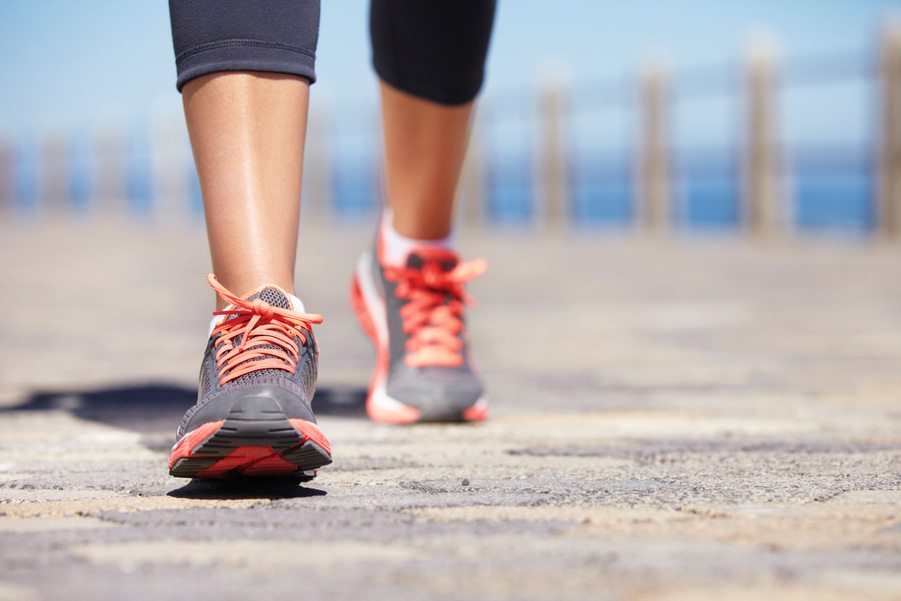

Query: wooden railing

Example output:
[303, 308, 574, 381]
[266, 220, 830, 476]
[1, 23, 898, 241]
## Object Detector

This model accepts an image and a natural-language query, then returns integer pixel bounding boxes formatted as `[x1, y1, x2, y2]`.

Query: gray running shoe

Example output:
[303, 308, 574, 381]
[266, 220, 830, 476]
[168, 274, 332, 479]
[350, 236, 488, 423]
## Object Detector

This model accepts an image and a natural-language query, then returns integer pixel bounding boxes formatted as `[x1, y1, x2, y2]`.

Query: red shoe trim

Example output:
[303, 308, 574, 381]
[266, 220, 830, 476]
[462, 403, 488, 422]
[287, 418, 332, 455]
[350, 275, 378, 344]
[168, 420, 225, 470]
[196, 446, 298, 478]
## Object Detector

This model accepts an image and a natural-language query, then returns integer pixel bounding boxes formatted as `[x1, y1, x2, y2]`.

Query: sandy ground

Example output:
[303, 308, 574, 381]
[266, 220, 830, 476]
[0, 217, 899, 600]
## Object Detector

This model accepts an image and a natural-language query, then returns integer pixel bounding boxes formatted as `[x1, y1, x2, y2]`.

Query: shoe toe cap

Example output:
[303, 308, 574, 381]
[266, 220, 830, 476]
[385, 365, 484, 421]
[179, 379, 316, 438]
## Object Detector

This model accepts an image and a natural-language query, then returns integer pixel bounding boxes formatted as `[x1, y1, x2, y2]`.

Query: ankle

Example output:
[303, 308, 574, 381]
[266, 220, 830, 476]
[380, 208, 453, 265]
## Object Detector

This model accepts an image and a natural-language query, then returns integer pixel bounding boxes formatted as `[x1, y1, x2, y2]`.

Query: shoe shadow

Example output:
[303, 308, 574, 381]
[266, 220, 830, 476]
[5, 383, 361, 501]
[168, 477, 327, 500]
[4, 382, 368, 453]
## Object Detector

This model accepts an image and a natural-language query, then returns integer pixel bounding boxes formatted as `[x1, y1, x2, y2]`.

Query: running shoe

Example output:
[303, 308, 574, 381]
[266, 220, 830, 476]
[168, 274, 332, 479]
[350, 234, 489, 424]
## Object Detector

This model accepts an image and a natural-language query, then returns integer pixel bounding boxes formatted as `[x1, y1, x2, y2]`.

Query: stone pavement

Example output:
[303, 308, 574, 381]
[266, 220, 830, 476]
[1, 219, 900, 601]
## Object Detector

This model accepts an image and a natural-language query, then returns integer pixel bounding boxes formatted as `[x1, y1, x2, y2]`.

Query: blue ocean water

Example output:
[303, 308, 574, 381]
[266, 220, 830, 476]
[14, 143, 877, 235]
[331, 156, 379, 219]
[571, 155, 633, 226]
[549, 153, 873, 233]
[680, 173, 741, 229]
[793, 169, 873, 232]
[487, 153, 533, 225]
[69, 133, 92, 213]
[676, 151, 740, 230]
[14, 139, 38, 214]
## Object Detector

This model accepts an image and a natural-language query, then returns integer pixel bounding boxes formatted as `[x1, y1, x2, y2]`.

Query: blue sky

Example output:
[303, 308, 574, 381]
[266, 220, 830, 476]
[0, 0, 898, 142]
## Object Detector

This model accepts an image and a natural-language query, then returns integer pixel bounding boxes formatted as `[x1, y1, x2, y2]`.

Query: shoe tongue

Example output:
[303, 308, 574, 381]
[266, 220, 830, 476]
[224, 286, 292, 323]
[226, 286, 294, 385]
[246, 286, 291, 310]
[406, 248, 458, 272]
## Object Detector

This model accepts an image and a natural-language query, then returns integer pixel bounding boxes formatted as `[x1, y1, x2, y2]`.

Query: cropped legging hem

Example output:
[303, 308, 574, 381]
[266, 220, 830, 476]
[169, 0, 495, 101]
[373, 57, 484, 106]
[174, 41, 316, 92]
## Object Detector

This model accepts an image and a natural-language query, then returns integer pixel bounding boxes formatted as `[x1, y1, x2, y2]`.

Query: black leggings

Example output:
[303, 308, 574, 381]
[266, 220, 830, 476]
[168, 0, 496, 106]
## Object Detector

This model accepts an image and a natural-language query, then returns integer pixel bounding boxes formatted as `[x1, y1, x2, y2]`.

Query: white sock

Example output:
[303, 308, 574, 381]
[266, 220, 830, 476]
[379, 208, 453, 266]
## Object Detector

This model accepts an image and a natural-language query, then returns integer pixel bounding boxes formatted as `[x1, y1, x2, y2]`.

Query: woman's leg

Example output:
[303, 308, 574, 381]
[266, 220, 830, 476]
[169, 0, 320, 305]
[166, 1, 333, 480]
[371, 0, 497, 239]
[378, 83, 473, 239]
[183, 72, 309, 307]
[349, 0, 497, 424]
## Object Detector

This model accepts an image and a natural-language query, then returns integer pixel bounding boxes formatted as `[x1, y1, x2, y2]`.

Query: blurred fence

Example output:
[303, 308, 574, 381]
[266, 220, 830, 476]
[1, 23, 900, 240]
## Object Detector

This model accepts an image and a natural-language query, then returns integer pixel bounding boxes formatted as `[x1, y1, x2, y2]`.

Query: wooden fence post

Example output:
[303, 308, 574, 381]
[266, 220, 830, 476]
[638, 62, 670, 233]
[94, 127, 126, 218]
[537, 78, 568, 232]
[879, 21, 901, 240]
[743, 41, 782, 238]
[39, 133, 70, 214]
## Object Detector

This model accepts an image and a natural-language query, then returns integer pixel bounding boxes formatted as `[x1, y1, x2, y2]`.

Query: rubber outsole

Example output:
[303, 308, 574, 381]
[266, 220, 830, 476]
[168, 400, 332, 479]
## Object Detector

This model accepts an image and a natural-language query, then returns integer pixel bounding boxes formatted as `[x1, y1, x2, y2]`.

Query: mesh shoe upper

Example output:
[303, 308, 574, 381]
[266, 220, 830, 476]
[177, 276, 321, 439]
[373, 245, 487, 418]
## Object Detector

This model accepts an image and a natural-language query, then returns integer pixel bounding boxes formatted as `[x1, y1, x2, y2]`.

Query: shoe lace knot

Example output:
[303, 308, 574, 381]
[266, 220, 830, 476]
[207, 274, 323, 386]
[384, 255, 487, 368]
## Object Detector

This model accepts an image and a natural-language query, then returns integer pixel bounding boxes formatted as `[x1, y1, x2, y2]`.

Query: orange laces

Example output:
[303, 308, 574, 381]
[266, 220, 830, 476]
[383, 254, 487, 368]
[207, 274, 323, 386]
